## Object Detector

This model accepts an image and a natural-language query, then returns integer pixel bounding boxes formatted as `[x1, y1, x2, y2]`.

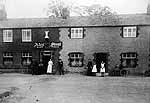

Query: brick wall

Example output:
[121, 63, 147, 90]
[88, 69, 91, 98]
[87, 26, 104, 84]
[59, 26, 150, 74]
[0, 27, 60, 73]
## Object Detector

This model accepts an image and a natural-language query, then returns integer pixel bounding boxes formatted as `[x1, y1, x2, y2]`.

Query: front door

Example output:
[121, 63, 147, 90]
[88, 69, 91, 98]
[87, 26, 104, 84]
[41, 50, 54, 74]
[95, 53, 108, 73]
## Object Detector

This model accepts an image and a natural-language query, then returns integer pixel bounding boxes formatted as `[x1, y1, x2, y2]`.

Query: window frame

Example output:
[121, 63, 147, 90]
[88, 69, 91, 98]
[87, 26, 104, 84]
[3, 52, 13, 65]
[70, 28, 84, 39]
[123, 26, 137, 38]
[68, 52, 84, 67]
[121, 52, 138, 68]
[3, 30, 13, 42]
[22, 29, 32, 42]
[21, 52, 32, 65]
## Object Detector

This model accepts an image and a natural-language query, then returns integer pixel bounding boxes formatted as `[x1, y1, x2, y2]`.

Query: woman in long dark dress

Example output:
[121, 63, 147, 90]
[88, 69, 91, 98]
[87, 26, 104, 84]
[87, 59, 93, 76]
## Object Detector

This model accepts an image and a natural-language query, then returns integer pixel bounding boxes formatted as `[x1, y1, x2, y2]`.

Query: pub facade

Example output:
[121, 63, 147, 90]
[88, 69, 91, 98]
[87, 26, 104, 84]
[0, 21, 62, 73]
[0, 13, 150, 75]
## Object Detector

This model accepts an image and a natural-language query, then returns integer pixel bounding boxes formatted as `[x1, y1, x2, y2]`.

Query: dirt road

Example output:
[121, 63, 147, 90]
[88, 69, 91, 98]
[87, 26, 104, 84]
[0, 73, 150, 103]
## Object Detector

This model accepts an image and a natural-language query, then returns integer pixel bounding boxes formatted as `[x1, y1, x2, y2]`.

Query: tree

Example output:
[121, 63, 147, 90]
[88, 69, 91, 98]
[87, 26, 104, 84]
[0, 3, 7, 20]
[72, 4, 119, 24]
[47, 0, 71, 19]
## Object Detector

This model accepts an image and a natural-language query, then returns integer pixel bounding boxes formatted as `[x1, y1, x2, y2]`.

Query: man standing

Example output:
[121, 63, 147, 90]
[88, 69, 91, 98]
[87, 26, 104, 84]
[58, 59, 64, 75]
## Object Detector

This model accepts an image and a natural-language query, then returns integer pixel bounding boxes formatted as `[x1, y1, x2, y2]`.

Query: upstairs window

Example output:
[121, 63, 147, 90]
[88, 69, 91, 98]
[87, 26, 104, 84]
[121, 52, 138, 68]
[3, 52, 13, 65]
[22, 52, 32, 65]
[22, 29, 32, 42]
[123, 26, 137, 37]
[3, 30, 13, 42]
[71, 28, 84, 39]
[68, 52, 84, 67]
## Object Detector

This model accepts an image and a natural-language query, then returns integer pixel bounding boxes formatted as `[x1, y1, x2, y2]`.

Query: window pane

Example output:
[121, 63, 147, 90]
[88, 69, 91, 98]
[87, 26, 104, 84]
[121, 52, 137, 68]
[22, 29, 31, 42]
[3, 30, 13, 42]
[123, 27, 137, 37]
[69, 52, 84, 67]
[71, 28, 83, 39]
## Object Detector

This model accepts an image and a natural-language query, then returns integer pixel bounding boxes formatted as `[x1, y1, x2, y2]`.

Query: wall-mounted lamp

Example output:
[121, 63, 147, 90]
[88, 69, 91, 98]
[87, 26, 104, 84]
[44, 31, 49, 39]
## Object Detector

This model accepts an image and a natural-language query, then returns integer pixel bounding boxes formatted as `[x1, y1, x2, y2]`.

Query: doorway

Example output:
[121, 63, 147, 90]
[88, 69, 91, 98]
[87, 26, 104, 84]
[94, 52, 109, 73]
[41, 50, 54, 74]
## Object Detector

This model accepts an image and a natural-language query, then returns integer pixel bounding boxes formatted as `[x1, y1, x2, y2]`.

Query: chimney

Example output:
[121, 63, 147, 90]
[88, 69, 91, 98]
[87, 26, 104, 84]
[61, 7, 70, 19]
[0, 0, 7, 20]
[147, 0, 150, 14]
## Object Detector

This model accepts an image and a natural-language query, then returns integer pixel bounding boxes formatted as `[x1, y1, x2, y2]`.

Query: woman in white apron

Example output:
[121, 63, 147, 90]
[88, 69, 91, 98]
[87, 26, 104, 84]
[92, 62, 97, 76]
[100, 61, 105, 77]
[47, 59, 53, 74]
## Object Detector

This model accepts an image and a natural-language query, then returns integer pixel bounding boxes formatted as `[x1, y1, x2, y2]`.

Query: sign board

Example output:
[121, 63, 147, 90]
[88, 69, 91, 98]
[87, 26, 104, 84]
[34, 42, 62, 49]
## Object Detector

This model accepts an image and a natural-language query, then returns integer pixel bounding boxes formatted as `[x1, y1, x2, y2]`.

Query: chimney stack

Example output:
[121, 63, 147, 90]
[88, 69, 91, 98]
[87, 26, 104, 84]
[0, 0, 7, 20]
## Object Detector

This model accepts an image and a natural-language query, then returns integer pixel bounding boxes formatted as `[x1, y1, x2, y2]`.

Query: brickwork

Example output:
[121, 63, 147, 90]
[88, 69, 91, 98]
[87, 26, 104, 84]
[0, 28, 60, 73]
[59, 26, 150, 74]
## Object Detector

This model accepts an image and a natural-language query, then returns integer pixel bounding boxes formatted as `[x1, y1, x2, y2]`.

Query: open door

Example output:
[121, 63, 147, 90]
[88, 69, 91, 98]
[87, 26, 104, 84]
[94, 52, 109, 73]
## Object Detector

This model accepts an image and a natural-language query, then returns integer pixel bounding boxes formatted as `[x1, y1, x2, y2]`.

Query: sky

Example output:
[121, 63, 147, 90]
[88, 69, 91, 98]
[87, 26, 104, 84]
[0, 0, 149, 18]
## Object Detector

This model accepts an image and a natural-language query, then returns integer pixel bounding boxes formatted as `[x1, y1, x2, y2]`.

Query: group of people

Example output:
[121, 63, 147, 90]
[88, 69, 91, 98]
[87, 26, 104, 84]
[31, 59, 64, 75]
[46, 59, 64, 75]
[87, 59, 106, 77]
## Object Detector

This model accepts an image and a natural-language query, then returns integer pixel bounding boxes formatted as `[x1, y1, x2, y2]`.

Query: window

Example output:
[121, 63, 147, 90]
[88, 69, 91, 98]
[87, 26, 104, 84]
[3, 30, 13, 42]
[22, 29, 32, 42]
[22, 52, 32, 65]
[3, 52, 13, 65]
[121, 52, 137, 68]
[68, 52, 84, 67]
[123, 26, 137, 37]
[71, 28, 84, 39]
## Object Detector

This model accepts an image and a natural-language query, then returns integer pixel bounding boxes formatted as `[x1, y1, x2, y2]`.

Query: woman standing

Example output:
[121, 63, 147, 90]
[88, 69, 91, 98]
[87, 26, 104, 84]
[100, 61, 105, 77]
[47, 59, 53, 74]
[92, 62, 97, 76]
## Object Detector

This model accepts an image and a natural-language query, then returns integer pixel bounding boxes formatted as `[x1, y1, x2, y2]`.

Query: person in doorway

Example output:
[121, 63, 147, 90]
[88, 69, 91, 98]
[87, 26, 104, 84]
[92, 62, 97, 76]
[47, 59, 53, 74]
[58, 59, 64, 75]
[100, 61, 105, 77]
[87, 59, 93, 76]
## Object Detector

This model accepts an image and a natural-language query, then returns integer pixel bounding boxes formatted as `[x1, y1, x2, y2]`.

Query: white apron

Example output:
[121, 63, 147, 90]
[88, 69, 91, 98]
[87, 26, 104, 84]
[100, 63, 105, 72]
[47, 60, 53, 73]
[92, 65, 97, 72]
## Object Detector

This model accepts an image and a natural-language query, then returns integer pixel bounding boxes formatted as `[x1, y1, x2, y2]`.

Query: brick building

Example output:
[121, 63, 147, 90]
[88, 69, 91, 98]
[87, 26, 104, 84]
[0, 13, 150, 74]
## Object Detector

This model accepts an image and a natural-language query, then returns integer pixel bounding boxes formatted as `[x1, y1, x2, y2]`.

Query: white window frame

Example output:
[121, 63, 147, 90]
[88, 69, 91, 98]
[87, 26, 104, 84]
[3, 52, 13, 65]
[22, 29, 32, 42]
[22, 52, 32, 65]
[69, 52, 84, 67]
[123, 26, 137, 37]
[121, 52, 137, 68]
[71, 28, 83, 39]
[3, 30, 13, 42]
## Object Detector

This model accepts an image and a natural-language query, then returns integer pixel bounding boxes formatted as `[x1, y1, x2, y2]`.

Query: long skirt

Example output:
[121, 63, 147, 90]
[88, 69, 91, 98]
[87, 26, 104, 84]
[47, 65, 52, 73]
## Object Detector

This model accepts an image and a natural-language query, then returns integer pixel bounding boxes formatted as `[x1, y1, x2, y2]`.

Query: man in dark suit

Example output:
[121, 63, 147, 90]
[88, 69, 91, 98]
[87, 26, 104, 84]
[58, 59, 64, 75]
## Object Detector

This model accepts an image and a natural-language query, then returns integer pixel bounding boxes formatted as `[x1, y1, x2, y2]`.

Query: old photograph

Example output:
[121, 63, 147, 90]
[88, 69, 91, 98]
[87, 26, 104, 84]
[0, 0, 150, 103]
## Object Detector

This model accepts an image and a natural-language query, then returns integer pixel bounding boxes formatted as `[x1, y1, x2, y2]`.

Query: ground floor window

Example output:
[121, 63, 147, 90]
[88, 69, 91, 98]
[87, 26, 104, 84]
[68, 52, 84, 67]
[121, 52, 137, 68]
[3, 52, 13, 65]
[22, 52, 32, 65]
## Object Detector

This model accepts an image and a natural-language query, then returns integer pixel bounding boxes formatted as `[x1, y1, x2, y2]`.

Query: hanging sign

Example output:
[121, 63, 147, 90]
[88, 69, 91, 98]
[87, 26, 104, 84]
[34, 42, 62, 49]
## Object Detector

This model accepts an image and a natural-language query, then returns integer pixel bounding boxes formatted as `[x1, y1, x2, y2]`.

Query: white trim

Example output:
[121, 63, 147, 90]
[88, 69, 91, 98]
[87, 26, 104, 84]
[3, 30, 13, 42]
[71, 28, 83, 39]
[22, 29, 32, 42]
[123, 26, 137, 37]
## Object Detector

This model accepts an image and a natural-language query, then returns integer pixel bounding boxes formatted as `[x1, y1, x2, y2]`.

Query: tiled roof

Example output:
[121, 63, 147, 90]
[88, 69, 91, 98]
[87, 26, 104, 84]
[0, 13, 150, 28]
